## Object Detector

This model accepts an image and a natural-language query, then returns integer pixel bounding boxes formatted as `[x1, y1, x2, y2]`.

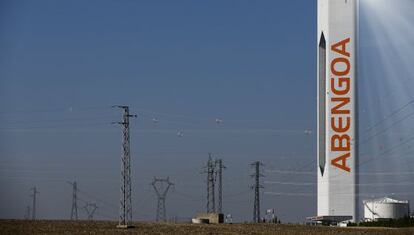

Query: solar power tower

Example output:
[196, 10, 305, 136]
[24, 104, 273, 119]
[317, 0, 358, 222]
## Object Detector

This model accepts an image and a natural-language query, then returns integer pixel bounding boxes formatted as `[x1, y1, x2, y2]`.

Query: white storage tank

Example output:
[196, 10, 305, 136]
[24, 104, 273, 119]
[363, 197, 410, 221]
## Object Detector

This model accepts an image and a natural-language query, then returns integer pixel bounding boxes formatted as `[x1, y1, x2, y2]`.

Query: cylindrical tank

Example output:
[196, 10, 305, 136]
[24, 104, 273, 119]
[363, 197, 409, 221]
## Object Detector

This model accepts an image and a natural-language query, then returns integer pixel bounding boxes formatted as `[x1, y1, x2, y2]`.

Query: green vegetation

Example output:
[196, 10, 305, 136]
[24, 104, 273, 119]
[357, 217, 414, 228]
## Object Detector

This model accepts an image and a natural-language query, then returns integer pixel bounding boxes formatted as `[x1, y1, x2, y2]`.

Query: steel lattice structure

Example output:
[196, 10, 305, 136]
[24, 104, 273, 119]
[151, 177, 173, 222]
[114, 105, 137, 228]
[251, 161, 264, 223]
[69, 181, 78, 220]
[206, 154, 215, 213]
[83, 203, 98, 220]
[215, 159, 225, 214]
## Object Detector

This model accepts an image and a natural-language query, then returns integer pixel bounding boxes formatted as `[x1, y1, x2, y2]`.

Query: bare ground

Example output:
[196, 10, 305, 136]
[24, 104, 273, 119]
[1, 220, 414, 235]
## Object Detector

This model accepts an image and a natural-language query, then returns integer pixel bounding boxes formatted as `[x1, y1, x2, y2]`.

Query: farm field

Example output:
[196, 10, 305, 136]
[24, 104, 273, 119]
[1, 220, 414, 235]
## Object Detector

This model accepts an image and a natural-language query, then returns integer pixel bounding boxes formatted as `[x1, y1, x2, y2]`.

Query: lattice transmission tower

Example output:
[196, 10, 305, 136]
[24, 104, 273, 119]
[83, 203, 98, 220]
[113, 105, 137, 228]
[251, 161, 264, 223]
[67, 181, 78, 220]
[151, 177, 174, 222]
[205, 154, 216, 213]
[215, 159, 225, 214]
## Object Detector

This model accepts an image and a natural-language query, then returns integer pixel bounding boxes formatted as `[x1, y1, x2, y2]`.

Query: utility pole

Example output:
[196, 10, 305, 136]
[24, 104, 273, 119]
[151, 177, 174, 222]
[205, 154, 216, 213]
[251, 161, 264, 223]
[215, 159, 225, 214]
[83, 203, 98, 220]
[67, 181, 78, 220]
[30, 187, 39, 220]
[113, 105, 137, 228]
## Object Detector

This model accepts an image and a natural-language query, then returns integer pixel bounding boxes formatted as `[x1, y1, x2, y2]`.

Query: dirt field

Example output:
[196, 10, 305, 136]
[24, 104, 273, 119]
[1, 220, 414, 235]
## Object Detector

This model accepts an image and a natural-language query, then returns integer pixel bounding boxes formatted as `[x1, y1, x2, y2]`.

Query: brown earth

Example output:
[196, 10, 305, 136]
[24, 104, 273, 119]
[1, 220, 414, 235]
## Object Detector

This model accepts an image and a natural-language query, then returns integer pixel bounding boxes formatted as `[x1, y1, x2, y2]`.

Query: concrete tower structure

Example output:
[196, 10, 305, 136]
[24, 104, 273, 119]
[317, 0, 358, 222]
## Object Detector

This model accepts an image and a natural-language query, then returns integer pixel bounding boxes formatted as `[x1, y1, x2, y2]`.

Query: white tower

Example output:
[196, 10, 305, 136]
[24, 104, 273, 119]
[317, 0, 358, 222]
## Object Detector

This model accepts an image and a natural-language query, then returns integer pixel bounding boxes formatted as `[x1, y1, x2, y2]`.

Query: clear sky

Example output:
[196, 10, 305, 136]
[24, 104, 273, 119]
[1, 0, 413, 223]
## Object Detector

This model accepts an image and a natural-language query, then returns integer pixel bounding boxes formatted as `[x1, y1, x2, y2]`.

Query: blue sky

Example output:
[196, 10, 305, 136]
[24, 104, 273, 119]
[1, 0, 413, 223]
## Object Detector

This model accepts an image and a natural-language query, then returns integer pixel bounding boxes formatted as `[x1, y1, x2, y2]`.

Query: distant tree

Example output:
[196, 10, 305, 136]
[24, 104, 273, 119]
[358, 216, 414, 228]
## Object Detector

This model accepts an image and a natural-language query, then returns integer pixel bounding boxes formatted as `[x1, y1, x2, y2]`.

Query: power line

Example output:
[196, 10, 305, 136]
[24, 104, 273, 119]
[0, 122, 111, 131]
[1, 115, 118, 126]
[132, 107, 272, 124]
[264, 181, 414, 187]
[76, 195, 116, 221]
[359, 132, 414, 168]
[224, 189, 251, 199]
[265, 191, 414, 197]
[364, 96, 414, 133]
[171, 190, 202, 202]
[265, 169, 414, 176]
[312, 130, 414, 183]
[67, 181, 120, 221]
[0, 105, 112, 116]
[77, 188, 118, 210]
[265, 169, 314, 175]
[359, 109, 414, 146]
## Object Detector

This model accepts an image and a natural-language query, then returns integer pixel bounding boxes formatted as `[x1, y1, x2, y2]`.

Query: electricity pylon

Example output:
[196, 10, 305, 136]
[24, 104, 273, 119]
[83, 203, 98, 220]
[113, 105, 137, 228]
[251, 161, 264, 223]
[215, 159, 226, 214]
[151, 177, 174, 222]
[67, 181, 78, 220]
[205, 154, 215, 213]
[30, 186, 39, 220]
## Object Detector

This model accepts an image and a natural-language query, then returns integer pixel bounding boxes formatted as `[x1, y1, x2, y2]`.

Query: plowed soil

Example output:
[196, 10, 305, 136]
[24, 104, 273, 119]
[1, 220, 414, 235]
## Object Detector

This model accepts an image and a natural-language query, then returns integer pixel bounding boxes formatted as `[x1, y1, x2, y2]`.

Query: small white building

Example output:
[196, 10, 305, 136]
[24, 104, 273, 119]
[363, 197, 410, 221]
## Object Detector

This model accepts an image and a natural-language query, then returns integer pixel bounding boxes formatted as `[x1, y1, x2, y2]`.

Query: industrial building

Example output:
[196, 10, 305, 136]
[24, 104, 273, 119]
[316, 0, 358, 223]
[192, 213, 224, 224]
[363, 197, 410, 221]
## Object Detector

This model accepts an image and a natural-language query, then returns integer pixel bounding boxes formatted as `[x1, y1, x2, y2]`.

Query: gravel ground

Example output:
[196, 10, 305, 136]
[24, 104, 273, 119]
[1, 220, 414, 235]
